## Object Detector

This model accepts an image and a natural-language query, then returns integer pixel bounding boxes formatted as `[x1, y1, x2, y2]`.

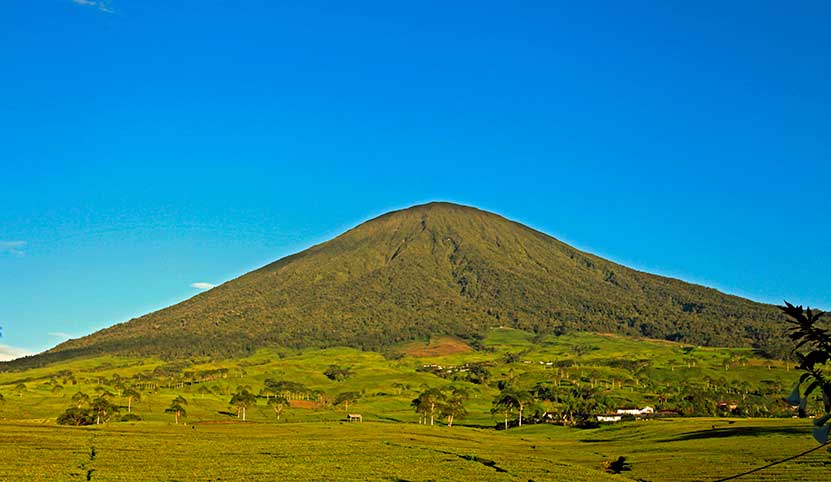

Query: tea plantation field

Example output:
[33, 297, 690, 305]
[0, 418, 827, 481]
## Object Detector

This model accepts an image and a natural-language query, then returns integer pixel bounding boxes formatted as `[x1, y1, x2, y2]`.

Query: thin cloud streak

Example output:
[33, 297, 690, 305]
[0, 344, 33, 362]
[48, 332, 75, 340]
[190, 282, 216, 290]
[0, 241, 26, 256]
[70, 0, 115, 14]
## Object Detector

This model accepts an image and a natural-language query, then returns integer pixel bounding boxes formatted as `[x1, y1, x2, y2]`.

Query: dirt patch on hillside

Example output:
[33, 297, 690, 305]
[289, 400, 321, 409]
[400, 337, 473, 357]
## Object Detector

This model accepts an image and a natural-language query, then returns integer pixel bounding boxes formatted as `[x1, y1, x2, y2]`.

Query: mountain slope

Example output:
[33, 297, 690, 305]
[18, 202, 786, 365]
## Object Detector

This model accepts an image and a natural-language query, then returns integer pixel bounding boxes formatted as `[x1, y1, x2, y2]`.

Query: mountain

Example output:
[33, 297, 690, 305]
[11, 202, 786, 367]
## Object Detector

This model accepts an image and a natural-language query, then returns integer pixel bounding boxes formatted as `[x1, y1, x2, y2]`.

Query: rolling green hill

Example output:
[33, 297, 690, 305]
[8, 202, 786, 367]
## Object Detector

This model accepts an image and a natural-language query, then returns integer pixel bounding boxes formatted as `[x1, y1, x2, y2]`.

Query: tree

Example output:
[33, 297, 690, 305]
[492, 390, 518, 430]
[259, 385, 276, 401]
[391, 382, 409, 394]
[335, 392, 361, 412]
[71, 391, 90, 409]
[531, 381, 559, 413]
[782, 302, 831, 445]
[122, 387, 141, 413]
[196, 385, 213, 399]
[229, 388, 257, 421]
[91, 392, 120, 425]
[267, 394, 289, 421]
[438, 386, 468, 427]
[412, 387, 443, 426]
[466, 365, 490, 385]
[165, 395, 188, 424]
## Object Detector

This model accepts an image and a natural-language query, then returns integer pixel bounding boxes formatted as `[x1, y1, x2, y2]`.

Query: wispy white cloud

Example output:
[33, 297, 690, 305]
[70, 0, 115, 14]
[0, 241, 26, 256]
[0, 344, 33, 362]
[190, 282, 216, 290]
[48, 332, 75, 340]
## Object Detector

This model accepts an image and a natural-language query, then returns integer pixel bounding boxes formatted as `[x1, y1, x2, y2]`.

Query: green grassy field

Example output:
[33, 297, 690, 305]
[0, 329, 825, 481]
[0, 418, 826, 481]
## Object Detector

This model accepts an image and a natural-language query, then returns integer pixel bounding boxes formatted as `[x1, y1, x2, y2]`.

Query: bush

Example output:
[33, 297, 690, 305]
[602, 456, 631, 474]
[382, 350, 404, 361]
[324, 365, 353, 381]
[120, 413, 142, 422]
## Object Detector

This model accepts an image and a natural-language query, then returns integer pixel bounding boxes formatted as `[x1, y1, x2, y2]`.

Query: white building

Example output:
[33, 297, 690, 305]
[616, 406, 654, 416]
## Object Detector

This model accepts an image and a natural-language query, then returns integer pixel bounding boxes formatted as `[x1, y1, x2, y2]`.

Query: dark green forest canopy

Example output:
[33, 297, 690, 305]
[4, 202, 788, 369]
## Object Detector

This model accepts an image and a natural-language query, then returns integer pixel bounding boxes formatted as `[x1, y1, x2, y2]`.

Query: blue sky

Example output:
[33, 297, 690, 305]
[1, 1, 829, 359]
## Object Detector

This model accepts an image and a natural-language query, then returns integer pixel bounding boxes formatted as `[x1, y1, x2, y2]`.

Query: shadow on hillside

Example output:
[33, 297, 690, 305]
[664, 425, 805, 442]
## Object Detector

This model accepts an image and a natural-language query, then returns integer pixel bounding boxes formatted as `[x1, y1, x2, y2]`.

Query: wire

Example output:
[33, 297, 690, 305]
[713, 441, 830, 481]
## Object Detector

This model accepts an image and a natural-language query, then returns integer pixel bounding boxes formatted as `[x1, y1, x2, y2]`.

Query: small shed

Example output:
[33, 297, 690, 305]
[347, 413, 362, 423]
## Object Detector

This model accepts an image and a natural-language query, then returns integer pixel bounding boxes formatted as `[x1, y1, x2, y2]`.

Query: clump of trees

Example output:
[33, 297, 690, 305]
[492, 387, 533, 429]
[411, 385, 469, 427]
[57, 390, 120, 426]
[488, 381, 615, 429]
[264, 379, 313, 398]
[57, 406, 95, 426]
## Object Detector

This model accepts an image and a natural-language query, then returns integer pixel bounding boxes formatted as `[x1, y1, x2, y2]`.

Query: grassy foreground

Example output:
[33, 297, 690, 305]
[0, 418, 827, 481]
[1, 329, 826, 480]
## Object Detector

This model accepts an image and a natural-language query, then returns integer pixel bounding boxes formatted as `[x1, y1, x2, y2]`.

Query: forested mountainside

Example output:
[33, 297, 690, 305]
[6, 202, 786, 369]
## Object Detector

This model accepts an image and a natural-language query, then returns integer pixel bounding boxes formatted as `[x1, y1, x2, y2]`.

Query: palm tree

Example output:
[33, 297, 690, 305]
[229, 389, 257, 421]
[165, 395, 188, 424]
[267, 394, 289, 421]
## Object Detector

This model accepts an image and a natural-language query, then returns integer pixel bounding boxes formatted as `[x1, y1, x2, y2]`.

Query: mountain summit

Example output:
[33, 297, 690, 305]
[30, 202, 782, 364]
